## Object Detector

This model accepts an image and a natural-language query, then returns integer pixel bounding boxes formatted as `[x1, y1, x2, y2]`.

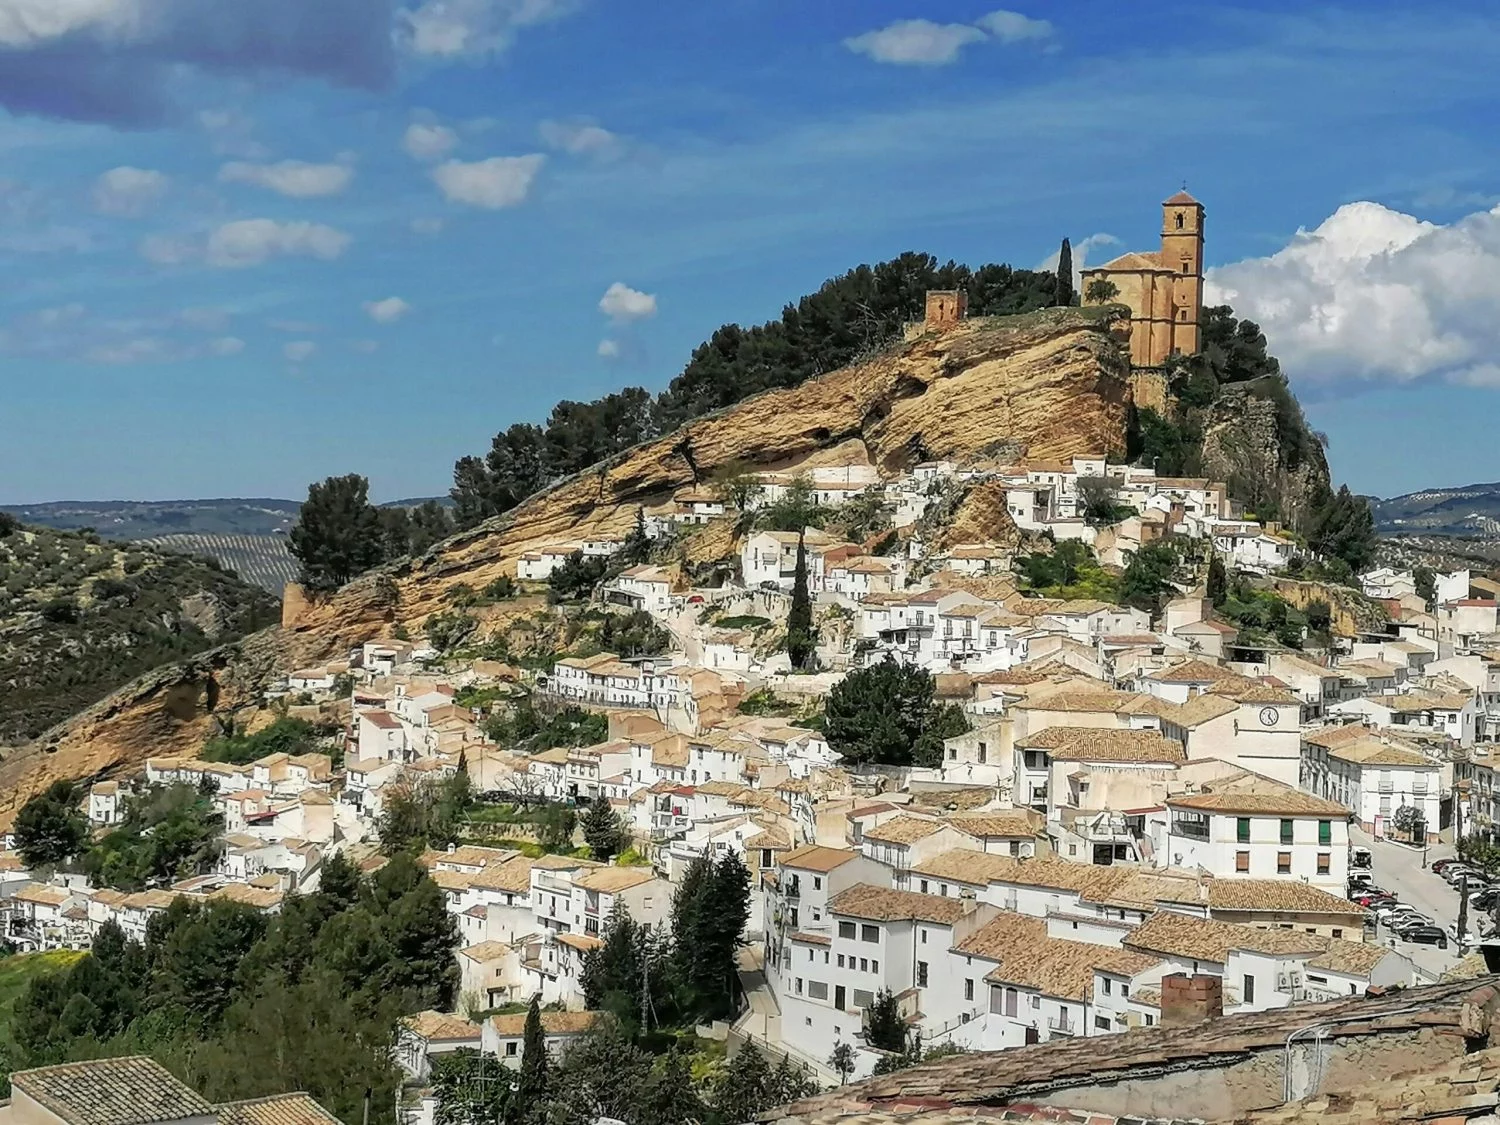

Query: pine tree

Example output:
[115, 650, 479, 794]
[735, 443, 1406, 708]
[863, 988, 906, 1053]
[828, 1042, 855, 1085]
[288, 474, 387, 590]
[786, 529, 816, 670]
[581, 797, 625, 862]
[1054, 238, 1074, 307]
[711, 1043, 770, 1122]
[516, 994, 549, 1117]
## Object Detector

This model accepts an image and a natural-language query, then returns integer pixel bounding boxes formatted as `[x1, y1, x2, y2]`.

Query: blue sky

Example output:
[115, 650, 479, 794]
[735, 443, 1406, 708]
[2, 0, 1499, 504]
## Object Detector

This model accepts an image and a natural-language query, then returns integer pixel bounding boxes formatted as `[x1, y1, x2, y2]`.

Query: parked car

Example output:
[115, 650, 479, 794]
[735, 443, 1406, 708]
[1389, 913, 1436, 933]
[1350, 846, 1373, 869]
[1433, 858, 1462, 873]
[1444, 866, 1484, 886]
[1357, 894, 1397, 908]
[1402, 925, 1449, 948]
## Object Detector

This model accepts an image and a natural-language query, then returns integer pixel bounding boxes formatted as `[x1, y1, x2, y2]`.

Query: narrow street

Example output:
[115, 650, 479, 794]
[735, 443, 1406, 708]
[1350, 826, 1467, 981]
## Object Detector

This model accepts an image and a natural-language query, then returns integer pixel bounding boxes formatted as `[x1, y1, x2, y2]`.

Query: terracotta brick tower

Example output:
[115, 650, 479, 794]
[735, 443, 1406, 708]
[1160, 190, 1205, 358]
[924, 290, 968, 332]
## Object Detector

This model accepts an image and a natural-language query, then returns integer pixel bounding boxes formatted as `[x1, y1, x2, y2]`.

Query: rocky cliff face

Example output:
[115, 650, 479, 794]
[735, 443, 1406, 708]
[1199, 384, 1330, 528]
[0, 306, 1132, 827]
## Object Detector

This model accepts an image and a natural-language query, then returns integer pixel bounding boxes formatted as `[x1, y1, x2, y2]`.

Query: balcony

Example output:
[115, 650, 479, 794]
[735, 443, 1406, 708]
[535, 873, 573, 896]
[1047, 1015, 1075, 1036]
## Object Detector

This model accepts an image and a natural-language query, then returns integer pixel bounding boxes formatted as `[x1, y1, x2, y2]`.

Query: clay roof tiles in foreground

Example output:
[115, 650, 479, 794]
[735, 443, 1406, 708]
[10, 1056, 214, 1125]
[763, 977, 1500, 1124]
[216, 1095, 343, 1125]
[780, 844, 860, 873]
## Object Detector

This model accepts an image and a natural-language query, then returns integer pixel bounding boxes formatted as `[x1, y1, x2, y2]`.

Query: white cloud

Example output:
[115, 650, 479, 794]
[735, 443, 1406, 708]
[539, 119, 621, 159]
[411, 216, 445, 235]
[351, 338, 379, 353]
[85, 337, 168, 365]
[1206, 200, 1500, 386]
[598, 281, 656, 322]
[597, 338, 620, 358]
[844, 19, 985, 65]
[432, 154, 545, 208]
[403, 122, 458, 161]
[974, 9, 1054, 43]
[208, 336, 246, 356]
[0, 0, 141, 48]
[364, 296, 411, 323]
[205, 219, 350, 268]
[178, 306, 229, 331]
[220, 159, 353, 198]
[399, 0, 576, 59]
[283, 340, 317, 362]
[92, 166, 167, 216]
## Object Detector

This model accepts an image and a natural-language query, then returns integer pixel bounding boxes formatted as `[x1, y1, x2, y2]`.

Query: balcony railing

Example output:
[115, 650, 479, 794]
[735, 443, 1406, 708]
[1047, 1015, 1075, 1035]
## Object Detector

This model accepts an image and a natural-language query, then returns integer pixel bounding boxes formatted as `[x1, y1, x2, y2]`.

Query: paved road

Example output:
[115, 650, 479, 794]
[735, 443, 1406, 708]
[1351, 826, 1467, 981]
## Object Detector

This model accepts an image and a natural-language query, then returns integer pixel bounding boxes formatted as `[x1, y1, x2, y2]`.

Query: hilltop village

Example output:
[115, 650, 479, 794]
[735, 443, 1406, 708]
[6, 195, 1500, 1123]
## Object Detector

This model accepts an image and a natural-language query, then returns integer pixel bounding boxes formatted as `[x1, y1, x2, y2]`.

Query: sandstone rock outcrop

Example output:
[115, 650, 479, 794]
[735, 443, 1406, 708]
[0, 306, 1132, 827]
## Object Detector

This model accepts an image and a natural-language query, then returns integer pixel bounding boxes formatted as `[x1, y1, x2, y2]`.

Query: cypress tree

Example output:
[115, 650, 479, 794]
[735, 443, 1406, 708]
[582, 797, 625, 862]
[1207, 555, 1228, 607]
[1054, 238, 1074, 306]
[786, 529, 815, 670]
[516, 994, 548, 1113]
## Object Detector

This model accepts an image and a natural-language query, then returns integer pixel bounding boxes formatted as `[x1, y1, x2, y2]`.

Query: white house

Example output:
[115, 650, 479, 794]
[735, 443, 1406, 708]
[518, 545, 578, 581]
[1162, 783, 1350, 890]
[1301, 728, 1441, 837]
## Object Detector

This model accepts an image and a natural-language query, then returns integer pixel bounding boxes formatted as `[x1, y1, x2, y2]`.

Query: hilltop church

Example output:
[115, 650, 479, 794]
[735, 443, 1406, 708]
[1080, 190, 1205, 369]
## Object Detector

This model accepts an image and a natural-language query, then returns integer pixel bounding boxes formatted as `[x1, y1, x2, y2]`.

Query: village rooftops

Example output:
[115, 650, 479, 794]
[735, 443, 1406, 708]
[1205, 878, 1366, 916]
[1338, 659, 1404, 680]
[571, 866, 657, 894]
[828, 884, 972, 926]
[1146, 659, 1243, 684]
[216, 1094, 344, 1125]
[1204, 679, 1302, 705]
[457, 941, 512, 963]
[1304, 939, 1396, 976]
[943, 809, 1046, 838]
[10, 1056, 215, 1125]
[1301, 723, 1377, 749]
[1327, 737, 1433, 768]
[1166, 784, 1350, 817]
[860, 815, 946, 845]
[780, 844, 860, 873]
[1014, 726, 1186, 764]
[401, 1010, 481, 1041]
[1164, 693, 1241, 727]
[1012, 689, 1149, 714]
[953, 912, 1047, 958]
[982, 937, 1163, 1003]
[360, 710, 403, 730]
[471, 856, 535, 893]
[1123, 910, 1329, 963]
[421, 845, 521, 869]
[13, 882, 69, 906]
[910, 849, 1133, 901]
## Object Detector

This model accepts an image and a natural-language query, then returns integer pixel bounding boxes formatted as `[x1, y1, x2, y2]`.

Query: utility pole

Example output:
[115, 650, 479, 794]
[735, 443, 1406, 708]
[1458, 875, 1469, 943]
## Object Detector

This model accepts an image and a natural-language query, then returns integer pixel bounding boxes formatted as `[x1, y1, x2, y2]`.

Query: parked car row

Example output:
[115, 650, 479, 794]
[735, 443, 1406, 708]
[1348, 879, 1448, 948]
[1434, 858, 1500, 934]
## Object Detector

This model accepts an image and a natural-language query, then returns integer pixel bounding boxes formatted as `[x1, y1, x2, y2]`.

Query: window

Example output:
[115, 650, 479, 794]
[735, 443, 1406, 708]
[762, 849, 773, 869]
[871, 959, 879, 972]
[808, 981, 828, 1000]
[807, 948, 813, 961]
[838, 922, 856, 940]
[1236, 851, 1250, 872]
[1318, 819, 1332, 846]
[789, 907, 798, 928]
[1031, 994, 1041, 1009]
[978, 742, 987, 764]
[1145, 1014, 1155, 1026]
[1237, 817, 1251, 843]
[1277, 852, 1292, 874]
[795, 978, 804, 995]
[948, 747, 957, 760]
[813, 877, 823, 890]
[1175, 211, 1185, 229]
[964, 979, 974, 1001]
[1244, 974, 1255, 1004]
[1102, 977, 1113, 995]
[1332, 928, 1343, 939]
[1280, 819, 1294, 845]
[920, 929, 928, 944]
[852, 989, 874, 1009]
[837, 954, 845, 968]
[1010, 841, 1021, 856]
[920, 879, 929, 894]
[506, 1041, 518, 1057]
[1095, 1015, 1111, 1031]
[1122, 984, 1130, 998]
[1317, 853, 1331, 875]
[861, 924, 879, 943]
[859, 958, 868, 972]
[917, 961, 929, 987]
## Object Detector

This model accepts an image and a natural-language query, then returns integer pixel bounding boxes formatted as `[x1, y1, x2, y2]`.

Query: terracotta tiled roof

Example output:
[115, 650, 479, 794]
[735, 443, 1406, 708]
[471, 856, 534, 893]
[488, 1010, 604, 1036]
[1165, 693, 1240, 727]
[1123, 911, 1327, 963]
[11, 1057, 213, 1125]
[400, 1011, 482, 1042]
[555, 932, 604, 952]
[457, 940, 512, 962]
[217, 1093, 344, 1125]
[1167, 786, 1349, 817]
[943, 809, 1046, 838]
[1207, 879, 1366, 916]
[911, 849, 1133, 901]
[1328, 738, 1434, 769]
[571, 867, 658, 894]
[780, 845, 859, 873]
[1015, 726, 1185, 764]
[952, 912, 1047, 959]
[860, 815, 945, 845]
[828, 884, 972, 925]
[983, 939, 1162, 1002]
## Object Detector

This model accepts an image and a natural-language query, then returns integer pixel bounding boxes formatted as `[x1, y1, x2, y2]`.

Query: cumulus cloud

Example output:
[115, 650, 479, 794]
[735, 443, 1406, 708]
[0, 0, 395, 124]
[597, 338, 620, 359]
[411, 216, 445, 235]
[399, 0, 576, 59]
[539, 119, 621, 159]
[85, 337, 170, 365]
[93, 166, 167, 216]
[139, 233, 196, 265]
[845, 8, 1054, 65]
[403, 122, 458, 161]
[204, 218, 351, 268]
[598, 282, 656, 322]
[364, 296, 411, 323]
[1206, 200, 1500, 386]
[220, 159, 354, 198]
[208, 336, 245, 356]
[283, 339, 317, 362]
[432, 154, 545, 208]
[974, 9, 1054, 42]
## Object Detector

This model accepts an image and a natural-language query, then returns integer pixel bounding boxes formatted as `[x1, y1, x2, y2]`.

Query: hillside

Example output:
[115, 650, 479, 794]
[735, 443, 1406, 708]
[1373, 483, 1500, 538]
[137, 533, 299, 593]
[0, 498, 301, 538]
[0, 522, 281, 746]
[0, 304, 1133, 824]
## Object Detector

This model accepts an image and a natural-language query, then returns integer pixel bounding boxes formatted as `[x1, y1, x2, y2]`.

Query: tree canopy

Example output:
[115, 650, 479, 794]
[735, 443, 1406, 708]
[14, 780, 88, 868]
[823, 660, 968, 767]
[288, 474, 387, 590]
